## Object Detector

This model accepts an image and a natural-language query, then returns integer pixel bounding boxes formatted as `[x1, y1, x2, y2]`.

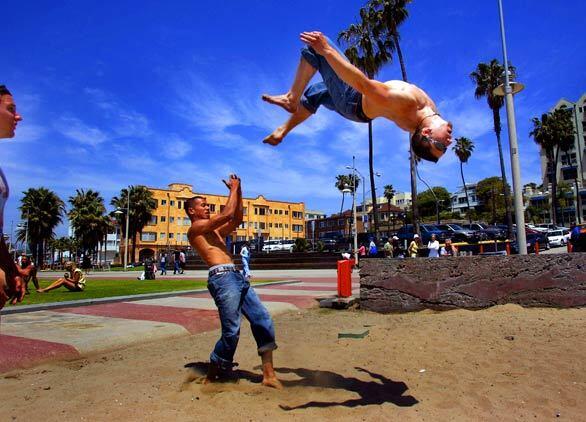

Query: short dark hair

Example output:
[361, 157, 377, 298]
[411, 131, 439, 163]
[184, 196, 206, 216]
[0, 85, 12, 96]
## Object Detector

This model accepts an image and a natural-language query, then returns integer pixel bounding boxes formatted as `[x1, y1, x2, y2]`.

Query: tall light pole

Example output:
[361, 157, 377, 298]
[494, 0, 527, 254]
[125, 190, 130, 268]
[346, 164, 381, 233]
[343, 156, 359, 266]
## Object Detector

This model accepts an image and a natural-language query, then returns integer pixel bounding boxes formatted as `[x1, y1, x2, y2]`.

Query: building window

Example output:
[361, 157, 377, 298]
[170, 200, 175, 206]
[243, 207, 247, 215]
[238, 222, 246, 229]
[209, 204, 216, 212]
[285, 210, 289, 215]
[161, 216, 166, 223]
[169, 233, 174, 239]
[269, 223, 273, 228]
[148, 215, 157, 225]
[293, 211, 303, 219]
[170, 217, 175, 223]
[141, 232, 156, 242]
[160, 233, 166, 239]
[161, 199, 167, 206]
[178, 201, 182, 209]
[182, 233, 188, 242]
[183, 217, 190, 225]
[293, 224, 303, 232]
[260, 222, 266, 230]
[319, 221, 325, 228]
[253, 222, 258, 229]
[285, 224, 289, 228]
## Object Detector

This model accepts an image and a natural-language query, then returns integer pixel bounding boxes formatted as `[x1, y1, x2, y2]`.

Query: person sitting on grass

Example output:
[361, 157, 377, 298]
[37, 261, 86, 293]
[18, 254, 39, 294]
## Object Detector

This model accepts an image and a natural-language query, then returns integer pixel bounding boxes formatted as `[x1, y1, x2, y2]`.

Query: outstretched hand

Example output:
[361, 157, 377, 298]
[222, 174, 241, 191]
[300, 31, 330, 55]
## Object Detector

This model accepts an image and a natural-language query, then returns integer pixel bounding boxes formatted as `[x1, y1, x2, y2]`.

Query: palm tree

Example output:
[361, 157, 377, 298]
[68, 189, 110, 263]
[470, 59, 515, 237]
[453, 137, 475, 224]
[111, 185, 156, 263]
[338, 5, 392, 237]
[17, 187, 65, 264]
[529, 107, 573, 225]
[335, 174, 360, 214]
[383, 184, 396, 230]
[367, 0, 419, 235]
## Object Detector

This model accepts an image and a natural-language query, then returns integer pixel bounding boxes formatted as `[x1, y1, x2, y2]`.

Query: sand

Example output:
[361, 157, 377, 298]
[1, 304, 585, 421]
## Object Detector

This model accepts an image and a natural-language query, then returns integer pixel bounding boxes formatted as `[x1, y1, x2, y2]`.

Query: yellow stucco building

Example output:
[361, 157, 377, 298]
[131, 183, 305, 259]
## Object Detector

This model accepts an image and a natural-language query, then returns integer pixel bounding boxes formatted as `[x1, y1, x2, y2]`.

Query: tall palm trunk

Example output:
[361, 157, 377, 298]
[460, 163, 472, 224]
[368, 121, 379, 235]
[492, 109, 513, 237]
[340, 193, 345, 215]
[551, 146, 560, 225]
[393, 33, 419, 235]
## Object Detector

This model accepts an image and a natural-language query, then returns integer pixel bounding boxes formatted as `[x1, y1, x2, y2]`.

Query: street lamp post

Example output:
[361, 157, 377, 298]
[494, 0, 527, 254]
[125, 191, 130, 268]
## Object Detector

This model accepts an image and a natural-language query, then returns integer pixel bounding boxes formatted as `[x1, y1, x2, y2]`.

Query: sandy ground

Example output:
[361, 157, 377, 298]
[1, 304, 585, 421]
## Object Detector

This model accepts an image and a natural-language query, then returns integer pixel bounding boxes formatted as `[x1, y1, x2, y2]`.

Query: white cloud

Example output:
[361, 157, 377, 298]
[54, 116, 108, 146]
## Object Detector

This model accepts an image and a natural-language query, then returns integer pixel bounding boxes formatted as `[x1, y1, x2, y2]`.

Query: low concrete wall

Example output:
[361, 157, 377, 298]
[360, 254, 586, 313]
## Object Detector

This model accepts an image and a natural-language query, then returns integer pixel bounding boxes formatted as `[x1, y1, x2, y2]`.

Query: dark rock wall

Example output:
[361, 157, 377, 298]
[360, 254, 586, 313]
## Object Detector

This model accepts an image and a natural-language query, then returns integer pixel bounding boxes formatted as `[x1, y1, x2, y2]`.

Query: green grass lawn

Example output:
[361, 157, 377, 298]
[19, 278, 276, 306]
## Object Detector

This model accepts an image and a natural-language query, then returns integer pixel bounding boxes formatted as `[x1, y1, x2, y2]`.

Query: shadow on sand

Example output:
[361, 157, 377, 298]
[184, 362, 418, 410]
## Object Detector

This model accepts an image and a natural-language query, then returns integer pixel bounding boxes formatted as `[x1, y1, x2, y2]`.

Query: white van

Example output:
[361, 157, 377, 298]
[546, 229, 570, 247]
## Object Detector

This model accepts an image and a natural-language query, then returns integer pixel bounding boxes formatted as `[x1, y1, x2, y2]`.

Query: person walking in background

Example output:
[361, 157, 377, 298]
[240, 242, 251, 280]
[427, 234, 440, 258]
[383, 239, 393, 258]
[408, 234, 420, 258]
[159, 253, 167, 275]
[179, 250, 186, 274]
[173, 250, 181, 275]
[368, 239, 378, 256]
[391, 236, 403, 258]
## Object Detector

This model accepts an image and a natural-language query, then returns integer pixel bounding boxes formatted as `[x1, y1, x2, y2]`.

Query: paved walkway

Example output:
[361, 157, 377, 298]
[0, 276, 359, 373]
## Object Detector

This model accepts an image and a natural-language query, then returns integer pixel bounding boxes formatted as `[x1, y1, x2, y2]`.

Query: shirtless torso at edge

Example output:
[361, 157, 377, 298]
[185, 174, 282, 389]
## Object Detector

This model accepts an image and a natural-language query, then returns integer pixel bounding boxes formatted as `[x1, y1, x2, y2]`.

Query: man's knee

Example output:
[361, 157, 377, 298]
[300, 46, 320, 70]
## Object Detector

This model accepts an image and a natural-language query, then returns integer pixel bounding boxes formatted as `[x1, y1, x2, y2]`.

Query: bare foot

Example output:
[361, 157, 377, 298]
[263, 127, 286, 146]
[36, 289, 45, 293]
[262, 375, 283, 389]
[261, 93, 298, 113]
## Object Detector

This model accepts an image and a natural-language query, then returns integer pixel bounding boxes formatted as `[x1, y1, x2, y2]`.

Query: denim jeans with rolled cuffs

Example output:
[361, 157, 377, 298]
[300, 37, 371, 124]
[207, 264, 277, 371]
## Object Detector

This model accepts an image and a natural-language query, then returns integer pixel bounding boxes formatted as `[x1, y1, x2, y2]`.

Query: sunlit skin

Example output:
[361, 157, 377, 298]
[262, 31, 453, 157]
[0, 92, 25, 308]
[186, 175, 282, 389]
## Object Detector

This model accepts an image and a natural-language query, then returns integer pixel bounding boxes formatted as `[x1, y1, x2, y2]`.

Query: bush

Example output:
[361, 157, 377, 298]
[293, 238, 309, 252]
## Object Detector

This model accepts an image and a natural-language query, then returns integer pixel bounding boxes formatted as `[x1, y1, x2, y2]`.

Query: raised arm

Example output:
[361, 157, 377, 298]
[300, 31, 392, 103]
[188, 175, 241, 238]
[219, 182, 243, 237]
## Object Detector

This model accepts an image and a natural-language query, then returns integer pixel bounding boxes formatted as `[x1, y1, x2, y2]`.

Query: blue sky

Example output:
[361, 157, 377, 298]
[3, 0, 585, 235]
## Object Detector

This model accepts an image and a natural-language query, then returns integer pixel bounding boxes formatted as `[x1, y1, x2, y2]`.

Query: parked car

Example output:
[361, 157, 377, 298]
[547, 229, 570, 247]
[261, 239, 295, 253]
[462, 223, 507, 240]
[510, 232, 550, 254]
[436, 223, 486, 243]
[395, 224, 449, 244]
[535, 223, 563, 232]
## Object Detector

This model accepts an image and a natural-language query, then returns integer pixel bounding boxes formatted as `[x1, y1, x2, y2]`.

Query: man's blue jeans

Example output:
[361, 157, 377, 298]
[207, 270, 277, 370]
[300, 38, 370, 123]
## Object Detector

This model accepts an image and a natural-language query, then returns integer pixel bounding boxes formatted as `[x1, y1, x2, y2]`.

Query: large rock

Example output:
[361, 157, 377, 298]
[360, 254, 586, 313]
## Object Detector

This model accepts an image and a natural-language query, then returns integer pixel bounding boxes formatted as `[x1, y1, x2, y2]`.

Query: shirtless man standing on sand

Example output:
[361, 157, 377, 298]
[262, 31, 453, 162]
[186, 174, 282, 388]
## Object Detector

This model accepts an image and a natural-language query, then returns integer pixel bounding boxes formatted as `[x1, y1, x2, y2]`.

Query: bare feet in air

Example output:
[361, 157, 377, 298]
[263, 126, 286, 146]
[261, 93, 298, 113]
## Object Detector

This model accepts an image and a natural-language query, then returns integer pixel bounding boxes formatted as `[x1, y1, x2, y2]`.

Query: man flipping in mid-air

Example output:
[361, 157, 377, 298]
[262, 31, 453, 162]
[185, 174, 281, 388]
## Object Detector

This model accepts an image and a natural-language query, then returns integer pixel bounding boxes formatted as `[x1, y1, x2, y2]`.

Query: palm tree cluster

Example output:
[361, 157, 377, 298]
[529, 107, 576, 225]
[111, 186, 157, 264]
[335, 174, 360, 214]
[15, 185, 156, 266]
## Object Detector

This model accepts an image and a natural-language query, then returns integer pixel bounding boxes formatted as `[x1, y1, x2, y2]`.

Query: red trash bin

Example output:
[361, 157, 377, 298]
[337, 259, 352, 298]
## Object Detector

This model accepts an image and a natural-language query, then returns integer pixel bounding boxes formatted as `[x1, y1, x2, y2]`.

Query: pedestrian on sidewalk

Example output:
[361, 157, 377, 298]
[185, 174, 281, 388]
[173, 250, 181, 275]
[159, 253, 167, 275]
[179, 250, 186, 274]
[240, 242, 251, 279]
